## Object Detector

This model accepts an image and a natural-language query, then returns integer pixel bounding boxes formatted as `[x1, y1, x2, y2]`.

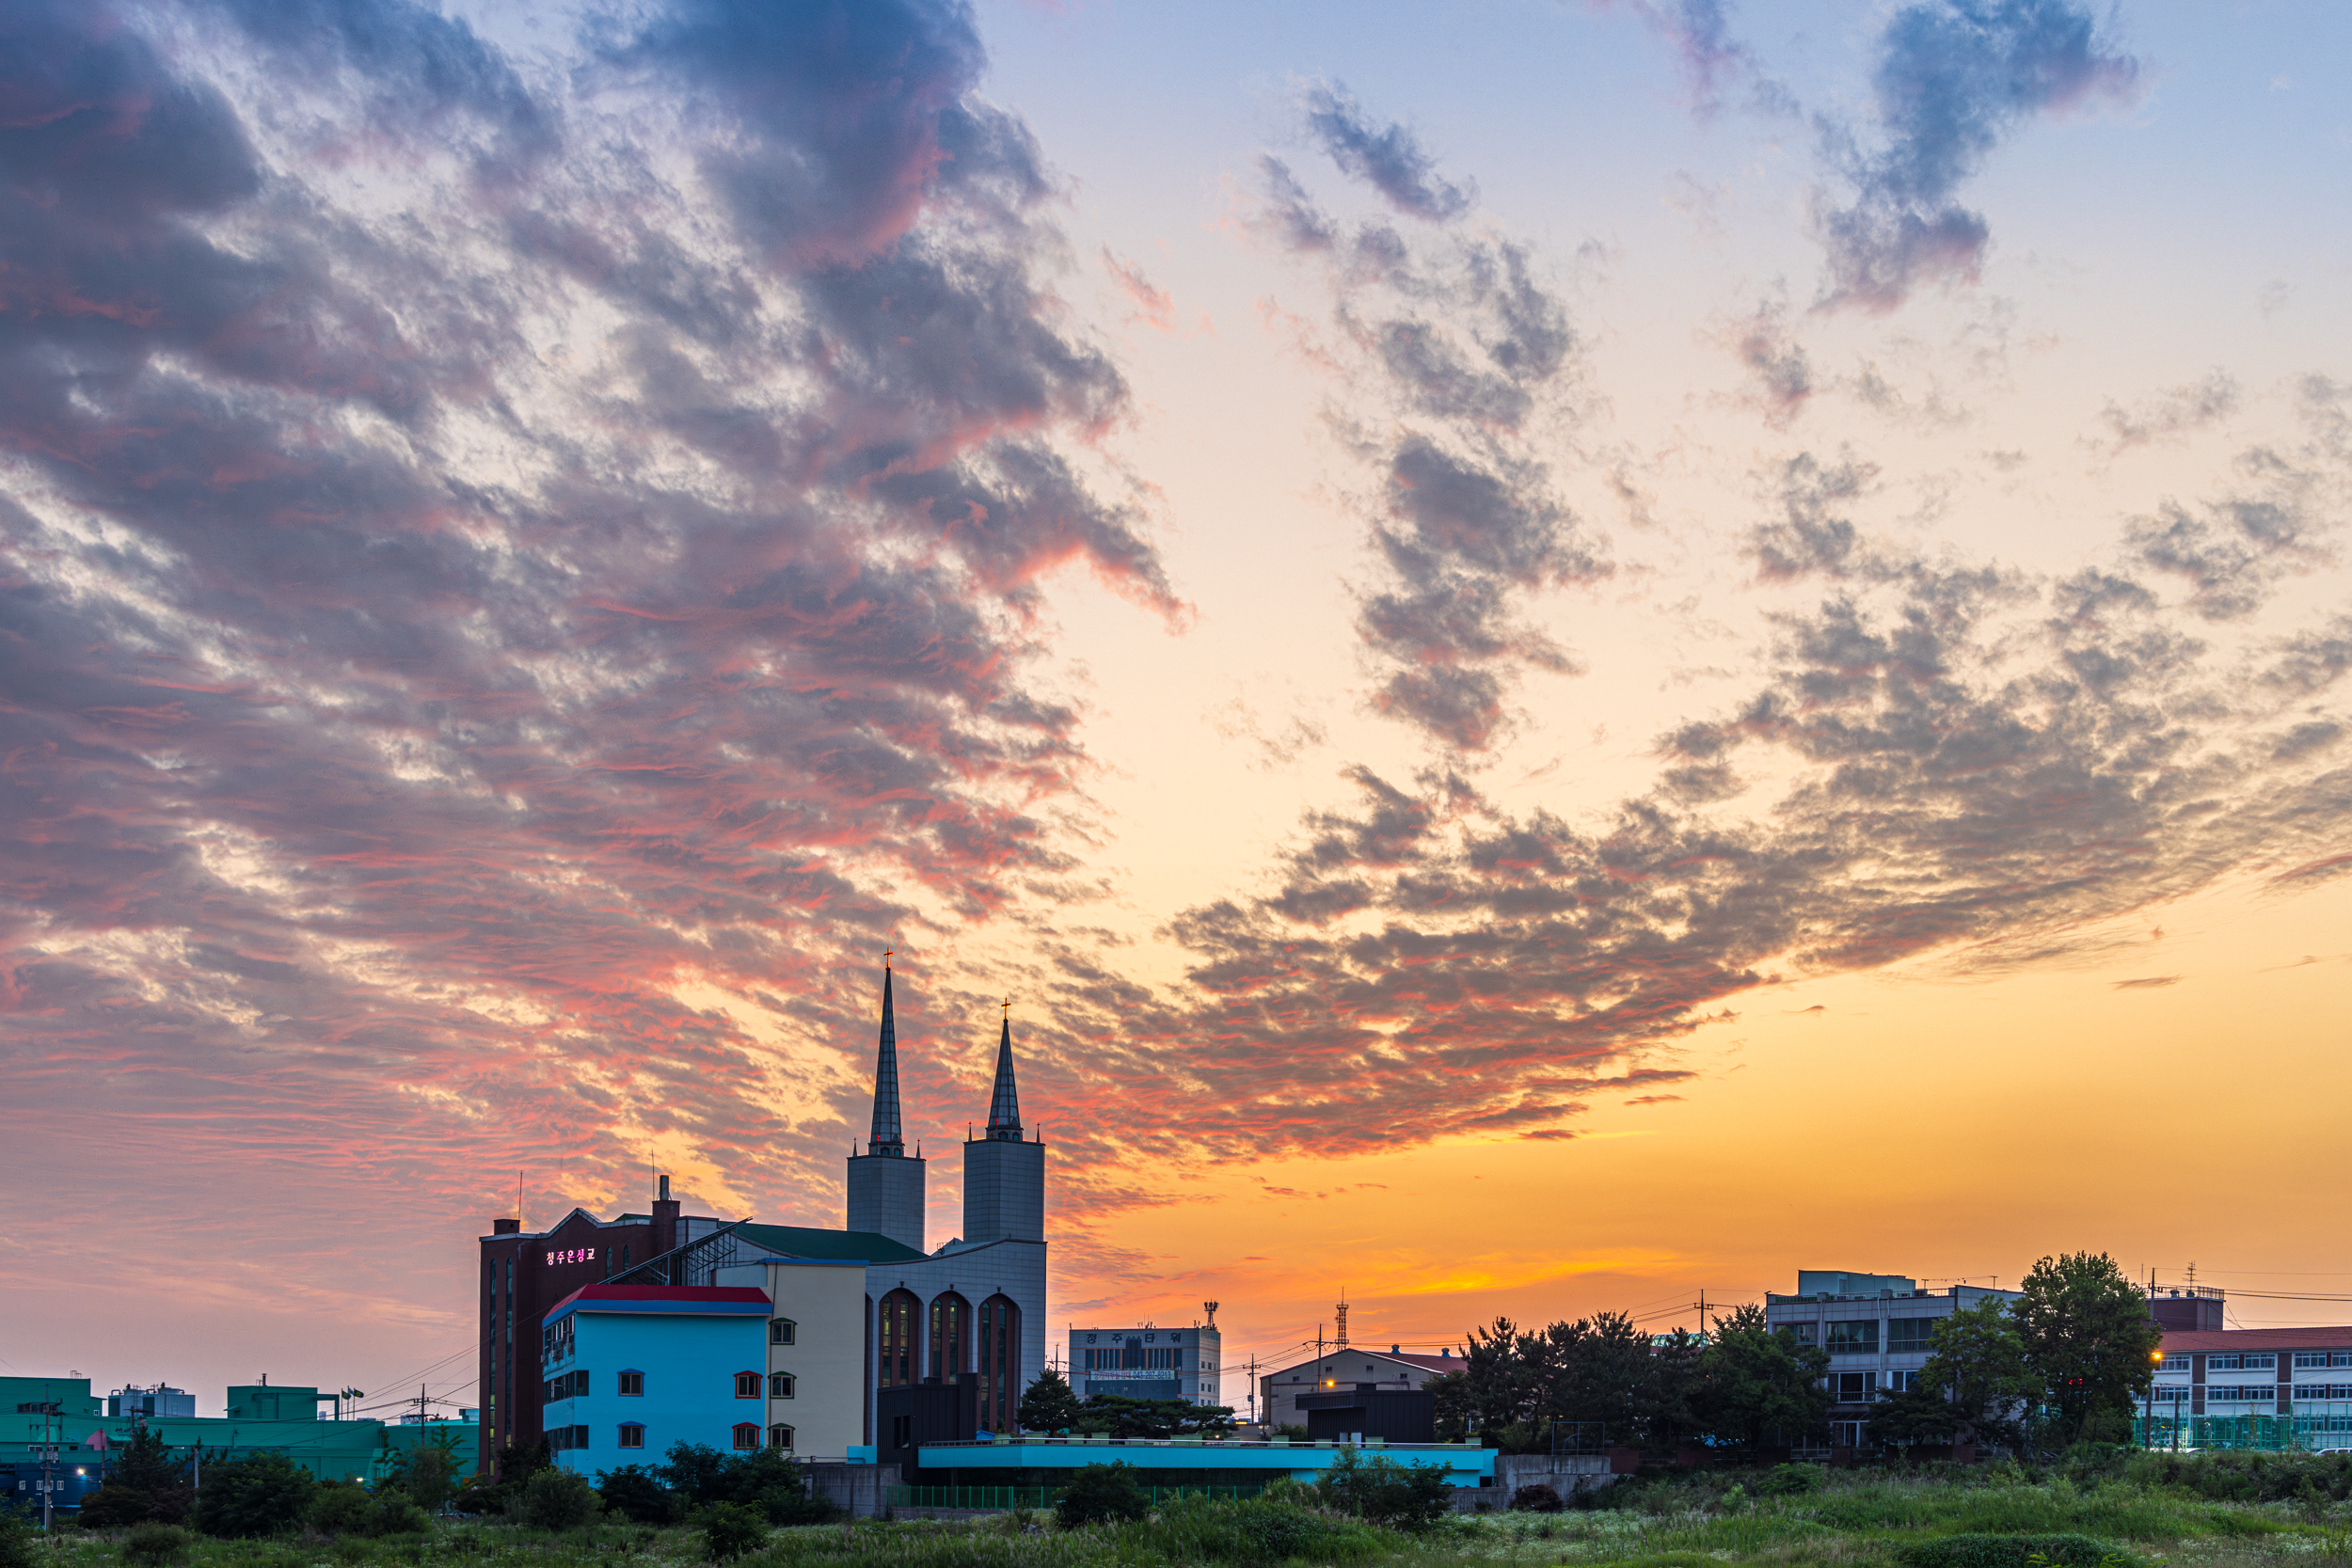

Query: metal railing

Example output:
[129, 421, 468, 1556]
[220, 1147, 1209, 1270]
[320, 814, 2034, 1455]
[890, 1483, 1266, 1511]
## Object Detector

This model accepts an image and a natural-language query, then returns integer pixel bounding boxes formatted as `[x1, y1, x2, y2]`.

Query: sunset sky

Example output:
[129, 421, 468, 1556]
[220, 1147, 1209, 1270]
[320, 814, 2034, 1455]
[5, 0, 2351, 1419]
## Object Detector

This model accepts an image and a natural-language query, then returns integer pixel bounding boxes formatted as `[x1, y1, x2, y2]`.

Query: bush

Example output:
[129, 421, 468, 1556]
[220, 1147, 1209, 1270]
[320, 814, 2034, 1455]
[121, 1524, 189, 1565]
[0, 1511, 30, 1568]
[76, 1484, 158, 1529]
[191, 1452, 317, 1538]
[596, 1465, 677, 1525]
[1057, 1463, 1147, 1527]
[309, 1485, 374, 1536]
[519, 1466, 600, 1530]
[1755, 1463, 1826, 1497]
[756, 1483, 840, 1526]
[1511, 1483, 1564, 1512]
[1316, 1449, 1455, 1530]
[1898, 1535, 2144, 1568]
[368, 1492, 432, 1536]
[700, 1500, 768, 1562]
[1146, 1497, 1387, 1564]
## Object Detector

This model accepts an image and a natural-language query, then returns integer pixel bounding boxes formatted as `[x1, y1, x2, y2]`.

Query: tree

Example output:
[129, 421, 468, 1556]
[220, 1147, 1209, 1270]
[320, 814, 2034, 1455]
[1074, 1394, 1235, 1438]
[698, 1501, 767, 1562]
[1918, 1295, 2038, 1448]
[190, 1452, 317, 1539]
[1315, 1448, 1455, 1530]
[384, 1431, 462, 1514]
[1018, 1369, 1084, 1435]
[657, 1442, 736, 1507]
[111, 1428, 186, 1497]
[1866, 1383, 1960, 1457]
[595, 1465, 677, 1525]
[1534, 1311, 1657, 1440]
[2012, 1253, 2163, 1443]
[1696, 1304, 1830, 1450]
[1056, 1463, 1146, 1526]
[1438, 1318, 1537, 1444]
[519, 1467, 600, 1530]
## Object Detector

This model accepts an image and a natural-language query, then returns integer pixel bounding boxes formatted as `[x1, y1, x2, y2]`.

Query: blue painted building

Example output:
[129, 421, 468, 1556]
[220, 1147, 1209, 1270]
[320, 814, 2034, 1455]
[914, 1436, 1494, 1488]
[542, 1284, 772, 1473]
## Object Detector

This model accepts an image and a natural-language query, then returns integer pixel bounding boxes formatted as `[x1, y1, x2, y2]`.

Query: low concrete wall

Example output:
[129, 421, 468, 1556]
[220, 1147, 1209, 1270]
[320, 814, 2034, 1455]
[804, 1462, 899, 1519]
[1447, 1453, 1623, 1513]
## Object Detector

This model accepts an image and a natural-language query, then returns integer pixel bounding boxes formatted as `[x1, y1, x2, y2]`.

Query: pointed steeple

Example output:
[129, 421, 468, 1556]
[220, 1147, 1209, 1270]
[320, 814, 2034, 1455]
[868, 957, 905, 1157]
[984, 1002, 1022, 1141]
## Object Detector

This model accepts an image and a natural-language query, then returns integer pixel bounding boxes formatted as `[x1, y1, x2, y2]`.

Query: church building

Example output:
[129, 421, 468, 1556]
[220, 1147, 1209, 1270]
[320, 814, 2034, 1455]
[476, 964, 1048, 1468]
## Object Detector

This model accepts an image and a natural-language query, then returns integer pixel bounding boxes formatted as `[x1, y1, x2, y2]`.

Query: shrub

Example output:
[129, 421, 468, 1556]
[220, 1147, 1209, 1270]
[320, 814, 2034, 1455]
[519, 1466, 600, 1530]
[76, 1484, 157, 1529]
[756, 1483, 840, 1526]
[0, 1511, 30, 1568]
[1511, 1483, 1563, 1512]
[700, 1500, 768, 1562]
[309, 1485, 374, 1536]
[368, 1492, 432, 1536]
[1755, 1463, 1826, 1497]
[1898, 1535, 2144, 1568]
[121, 1524, 189, 1565]
[1145, 1497, 1385, 1565]
[1316, 1448, 1455, 1530]
[191, 1452, 317, 1538]
[1057, 1463, 1147, 1527]
[596, 1465, 677, 1525]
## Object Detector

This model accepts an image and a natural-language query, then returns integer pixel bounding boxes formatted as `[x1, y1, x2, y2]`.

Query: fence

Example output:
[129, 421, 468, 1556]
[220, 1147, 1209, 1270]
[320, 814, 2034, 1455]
[2134, 1414, 2352, 1452]
[889, 1484, 1266, 1511]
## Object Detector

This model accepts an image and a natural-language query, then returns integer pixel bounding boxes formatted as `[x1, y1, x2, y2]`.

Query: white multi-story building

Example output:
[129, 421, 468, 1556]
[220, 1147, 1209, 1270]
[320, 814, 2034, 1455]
[1764, 1270, 2023, 1449]
[2150, 1322, 2352, 1443]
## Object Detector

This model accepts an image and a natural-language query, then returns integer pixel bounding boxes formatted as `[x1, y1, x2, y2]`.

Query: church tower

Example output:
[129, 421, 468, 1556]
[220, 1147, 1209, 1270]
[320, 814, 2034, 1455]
[961, 1007, 1045, 1243]
[845, 959, 925, 1250]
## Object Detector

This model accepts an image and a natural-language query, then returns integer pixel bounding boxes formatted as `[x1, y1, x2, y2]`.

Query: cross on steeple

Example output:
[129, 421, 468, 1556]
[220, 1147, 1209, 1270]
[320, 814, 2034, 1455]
[984, 999, 1023, 1142]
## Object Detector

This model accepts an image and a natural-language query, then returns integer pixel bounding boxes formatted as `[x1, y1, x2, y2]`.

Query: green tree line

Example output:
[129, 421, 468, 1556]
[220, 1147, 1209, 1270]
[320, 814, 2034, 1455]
[1428, 1252, 2162, 1455]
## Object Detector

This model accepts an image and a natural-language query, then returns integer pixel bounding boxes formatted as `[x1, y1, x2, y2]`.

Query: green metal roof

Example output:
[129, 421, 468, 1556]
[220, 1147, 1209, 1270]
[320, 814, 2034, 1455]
[732, 1221, 927, 1264]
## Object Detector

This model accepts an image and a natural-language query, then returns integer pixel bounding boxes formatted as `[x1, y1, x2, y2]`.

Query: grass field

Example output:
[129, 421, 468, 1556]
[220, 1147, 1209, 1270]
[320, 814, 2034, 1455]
[21, 1454, 2352, 1568]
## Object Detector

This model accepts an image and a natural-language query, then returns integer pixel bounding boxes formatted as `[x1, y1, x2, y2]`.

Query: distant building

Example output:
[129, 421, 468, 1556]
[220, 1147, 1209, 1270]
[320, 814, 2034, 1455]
[0, 1374, 479, 1499]
[483, 964, 1050, 1473]
[105, 1386, 194, 1420]
[2151, 1317, 2352, 1445]
[1069, 1311, 1222, 1407]
[1764, 1270, 2023, 1449]
[1258, 1345, 1458, 1433]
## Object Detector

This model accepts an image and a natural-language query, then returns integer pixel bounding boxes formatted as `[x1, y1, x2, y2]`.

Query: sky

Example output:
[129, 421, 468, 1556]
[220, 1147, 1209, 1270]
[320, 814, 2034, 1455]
[2, 0, 2350, 1419]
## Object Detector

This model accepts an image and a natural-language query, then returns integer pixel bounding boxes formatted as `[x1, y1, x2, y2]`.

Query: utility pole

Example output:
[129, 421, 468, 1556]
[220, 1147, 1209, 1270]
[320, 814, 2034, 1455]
[36, 1399, 57, 1533]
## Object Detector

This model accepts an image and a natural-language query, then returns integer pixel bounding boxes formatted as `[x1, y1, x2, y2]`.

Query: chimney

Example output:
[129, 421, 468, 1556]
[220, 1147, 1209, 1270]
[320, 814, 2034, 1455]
[653, 1173, 679, 1258]
[492, 1218, 520, 1235]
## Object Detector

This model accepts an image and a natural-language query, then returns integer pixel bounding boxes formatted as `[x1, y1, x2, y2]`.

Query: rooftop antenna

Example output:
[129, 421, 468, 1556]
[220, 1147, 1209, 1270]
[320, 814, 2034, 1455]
[1335, 1291, 1349, 1350]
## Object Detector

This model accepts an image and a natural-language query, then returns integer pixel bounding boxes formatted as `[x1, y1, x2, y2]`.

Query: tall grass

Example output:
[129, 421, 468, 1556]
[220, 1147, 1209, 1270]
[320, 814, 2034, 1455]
[28, 1461, 2352, 1568]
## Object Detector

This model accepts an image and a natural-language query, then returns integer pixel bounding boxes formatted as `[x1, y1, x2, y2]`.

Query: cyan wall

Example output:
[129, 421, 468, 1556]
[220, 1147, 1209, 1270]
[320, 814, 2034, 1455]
[547, 1307, 768, 1474]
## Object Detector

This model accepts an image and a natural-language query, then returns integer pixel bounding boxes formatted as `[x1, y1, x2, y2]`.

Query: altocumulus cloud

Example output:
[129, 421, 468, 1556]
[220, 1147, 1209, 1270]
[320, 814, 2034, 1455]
[0, 0, 1177, 1290]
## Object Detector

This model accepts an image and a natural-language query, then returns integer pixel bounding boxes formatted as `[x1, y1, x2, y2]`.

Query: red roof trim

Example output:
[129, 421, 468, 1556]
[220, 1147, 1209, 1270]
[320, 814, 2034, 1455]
[2160, 1327, 2352, 1351]
[546, 1284, 771, 1315]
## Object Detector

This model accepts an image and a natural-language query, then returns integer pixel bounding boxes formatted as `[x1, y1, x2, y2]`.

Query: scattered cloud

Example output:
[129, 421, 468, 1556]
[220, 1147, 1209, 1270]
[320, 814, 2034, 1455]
[1299, 82, 1476, 224]
[2112, 976, 2182, 990]
[1813, 0, 2140, 311]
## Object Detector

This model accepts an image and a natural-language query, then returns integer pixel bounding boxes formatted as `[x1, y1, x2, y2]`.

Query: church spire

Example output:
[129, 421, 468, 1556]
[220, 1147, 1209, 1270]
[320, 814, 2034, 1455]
[984, 1001, 1022, 1142]
[868, 955, 905, 1157]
